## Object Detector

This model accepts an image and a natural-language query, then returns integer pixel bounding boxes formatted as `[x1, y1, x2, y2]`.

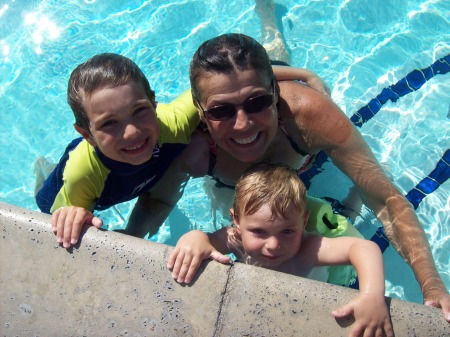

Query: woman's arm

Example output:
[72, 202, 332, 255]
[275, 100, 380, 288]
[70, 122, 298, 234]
[324, 117, 450, 322]
[286, 82, 449, 321]
[272, 65, 331, 95]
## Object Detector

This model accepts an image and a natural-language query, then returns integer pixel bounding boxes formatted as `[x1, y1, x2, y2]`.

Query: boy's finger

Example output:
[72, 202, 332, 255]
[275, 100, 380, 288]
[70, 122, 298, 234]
[55, 208, 68, 243]
[62, 210, 77, 248]
[91, 216, 103, 229]
[70, 211, 89, 245]
[167, 247, 180, 269]
[51, 208, 61, 232]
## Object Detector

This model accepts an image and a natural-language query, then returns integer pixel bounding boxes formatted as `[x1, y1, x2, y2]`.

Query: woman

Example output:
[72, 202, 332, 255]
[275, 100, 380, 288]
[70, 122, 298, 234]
[181, 33, 449, 321]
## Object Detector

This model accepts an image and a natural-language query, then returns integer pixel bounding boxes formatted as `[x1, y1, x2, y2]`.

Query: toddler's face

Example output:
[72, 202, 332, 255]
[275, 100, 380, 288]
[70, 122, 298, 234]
[235, 204, 305, 269]
[82, 81, 159, 165]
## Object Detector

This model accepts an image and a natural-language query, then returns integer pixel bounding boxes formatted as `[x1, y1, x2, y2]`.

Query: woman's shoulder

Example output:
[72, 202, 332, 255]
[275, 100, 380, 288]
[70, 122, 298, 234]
[278, 81, 352, 148]
[278, 81, 336, 116]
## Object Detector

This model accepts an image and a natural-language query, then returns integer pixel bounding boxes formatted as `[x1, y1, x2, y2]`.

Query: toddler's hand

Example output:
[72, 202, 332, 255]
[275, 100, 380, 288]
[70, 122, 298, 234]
[167, 230, 231, 284]
[52, 206, 103, 248]
[332, 293, 394, 337]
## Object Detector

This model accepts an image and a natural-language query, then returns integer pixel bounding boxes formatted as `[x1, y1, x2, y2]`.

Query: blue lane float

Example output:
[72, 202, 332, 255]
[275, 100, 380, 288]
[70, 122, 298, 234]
[405, 149, 450, 210]
[349, 54, 450, 127]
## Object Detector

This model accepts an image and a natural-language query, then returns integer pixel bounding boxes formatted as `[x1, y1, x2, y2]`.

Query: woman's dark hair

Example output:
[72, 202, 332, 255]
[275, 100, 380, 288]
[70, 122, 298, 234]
[189, 33, 274, 101]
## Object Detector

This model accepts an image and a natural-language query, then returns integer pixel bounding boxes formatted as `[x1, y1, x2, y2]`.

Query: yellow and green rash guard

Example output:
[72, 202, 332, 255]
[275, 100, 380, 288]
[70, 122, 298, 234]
[36, 90, 199, 214]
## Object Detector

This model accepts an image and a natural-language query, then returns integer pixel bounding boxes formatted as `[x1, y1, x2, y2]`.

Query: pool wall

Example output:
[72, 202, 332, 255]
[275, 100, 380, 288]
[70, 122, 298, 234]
[1, 202, 447, 336]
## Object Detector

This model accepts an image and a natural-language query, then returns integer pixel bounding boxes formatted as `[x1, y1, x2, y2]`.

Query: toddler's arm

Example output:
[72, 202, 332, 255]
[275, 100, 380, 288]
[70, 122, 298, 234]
[304, 236, 394, 337]
[52, 206, 103, 248]
[167, 228, 231, 284]
[272, 65, 331, 96]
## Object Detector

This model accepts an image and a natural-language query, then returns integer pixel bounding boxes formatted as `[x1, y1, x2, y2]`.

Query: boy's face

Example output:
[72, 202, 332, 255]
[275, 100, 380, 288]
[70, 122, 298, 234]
[76, 81, 159, 165]
[232, 204, 308, 269]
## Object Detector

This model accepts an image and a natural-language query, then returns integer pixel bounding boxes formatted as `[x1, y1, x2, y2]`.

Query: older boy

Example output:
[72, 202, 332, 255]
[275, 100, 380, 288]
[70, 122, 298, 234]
[35, 53, 198, 248]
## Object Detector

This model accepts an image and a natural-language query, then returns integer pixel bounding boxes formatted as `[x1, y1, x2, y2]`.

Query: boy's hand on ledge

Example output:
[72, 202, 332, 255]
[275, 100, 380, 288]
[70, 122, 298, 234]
[52, 206, 103, 248]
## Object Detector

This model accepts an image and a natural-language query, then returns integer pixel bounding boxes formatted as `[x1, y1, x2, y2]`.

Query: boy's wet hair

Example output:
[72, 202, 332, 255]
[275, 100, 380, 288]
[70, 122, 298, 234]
[233, 162, 307, 221]
[189, 33, 275, 102]
[68, 53, 155, 131]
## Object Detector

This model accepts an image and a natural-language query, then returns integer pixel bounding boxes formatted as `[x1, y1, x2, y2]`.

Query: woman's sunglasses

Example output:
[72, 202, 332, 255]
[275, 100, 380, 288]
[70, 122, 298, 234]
[196, 80, 275, 121]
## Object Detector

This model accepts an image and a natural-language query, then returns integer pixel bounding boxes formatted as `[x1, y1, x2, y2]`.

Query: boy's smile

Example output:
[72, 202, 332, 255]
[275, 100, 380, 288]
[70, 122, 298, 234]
[79, 81, 159, 165]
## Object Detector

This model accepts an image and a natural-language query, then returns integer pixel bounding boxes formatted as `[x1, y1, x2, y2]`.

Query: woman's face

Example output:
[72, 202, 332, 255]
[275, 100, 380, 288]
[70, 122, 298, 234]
[196, 69, 278, 163]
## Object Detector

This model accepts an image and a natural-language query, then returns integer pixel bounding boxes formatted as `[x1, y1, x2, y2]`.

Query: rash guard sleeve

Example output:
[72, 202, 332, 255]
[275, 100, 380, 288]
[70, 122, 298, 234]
[157, 89, 199, 145]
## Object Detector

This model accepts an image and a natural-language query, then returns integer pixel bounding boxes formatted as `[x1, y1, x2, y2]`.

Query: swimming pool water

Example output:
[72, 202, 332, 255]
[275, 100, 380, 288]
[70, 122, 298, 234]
[0, 0, 449, 305]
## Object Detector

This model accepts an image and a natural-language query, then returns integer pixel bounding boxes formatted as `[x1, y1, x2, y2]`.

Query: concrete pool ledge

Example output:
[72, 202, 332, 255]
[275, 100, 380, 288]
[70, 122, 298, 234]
[1, 202, 448, 336]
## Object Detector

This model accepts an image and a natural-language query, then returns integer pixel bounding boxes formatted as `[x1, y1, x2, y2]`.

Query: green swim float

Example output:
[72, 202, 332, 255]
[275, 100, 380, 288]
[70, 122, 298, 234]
[305, 196, 362, 287]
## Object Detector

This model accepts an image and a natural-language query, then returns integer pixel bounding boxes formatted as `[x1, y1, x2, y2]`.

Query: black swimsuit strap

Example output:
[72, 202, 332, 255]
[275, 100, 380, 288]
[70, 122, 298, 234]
[213, 177, 236, 190]
[277, 118, 310, 156]
[208, 150, 216, 176]
[208, 150, 236, 189]
[283, 133, 309, 156]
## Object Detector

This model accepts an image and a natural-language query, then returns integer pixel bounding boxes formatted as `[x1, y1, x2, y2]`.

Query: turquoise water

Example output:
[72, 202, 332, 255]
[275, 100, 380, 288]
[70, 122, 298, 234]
[0, 0, 449, 305]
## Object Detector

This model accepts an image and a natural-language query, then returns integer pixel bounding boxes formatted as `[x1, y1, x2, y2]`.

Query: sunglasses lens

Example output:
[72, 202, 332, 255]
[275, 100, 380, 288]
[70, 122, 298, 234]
[244, 94, 273, 113]
[204, 91, 273, 120]
[206, 104, 236, 121]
